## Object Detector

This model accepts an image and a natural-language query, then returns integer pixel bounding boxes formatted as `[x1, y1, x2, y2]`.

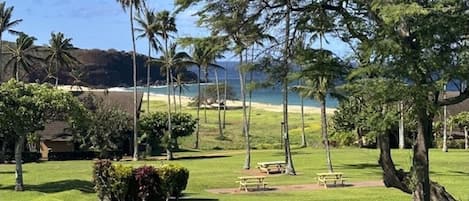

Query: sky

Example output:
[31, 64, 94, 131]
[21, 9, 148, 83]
[4, 0, 350, 61]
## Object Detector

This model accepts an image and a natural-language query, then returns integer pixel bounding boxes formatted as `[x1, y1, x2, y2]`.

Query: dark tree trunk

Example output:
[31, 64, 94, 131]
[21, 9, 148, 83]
[15, 134, 25, 191]
[223, 69, 227, 129]
[378, 108, 457, 201]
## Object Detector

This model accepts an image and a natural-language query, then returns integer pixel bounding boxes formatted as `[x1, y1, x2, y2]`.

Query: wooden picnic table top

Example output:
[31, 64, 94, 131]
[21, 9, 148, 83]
[316, 172, 344, 176]
[238, 176, 266, 180]
[257, 161, 287, 166]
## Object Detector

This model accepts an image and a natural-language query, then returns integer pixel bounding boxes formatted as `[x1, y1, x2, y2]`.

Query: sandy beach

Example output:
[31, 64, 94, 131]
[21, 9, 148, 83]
[144, 93, 335, 114]
[57, 85, 335, 114]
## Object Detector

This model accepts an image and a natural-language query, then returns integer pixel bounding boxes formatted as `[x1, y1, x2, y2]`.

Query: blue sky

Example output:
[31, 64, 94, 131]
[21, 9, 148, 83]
[4, 0, 350, 61]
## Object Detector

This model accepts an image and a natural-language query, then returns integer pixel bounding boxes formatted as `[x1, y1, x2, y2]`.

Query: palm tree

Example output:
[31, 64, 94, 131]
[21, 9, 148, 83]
[180, 37, 225, 148]
[135, 6, 160, 113]
[150, 43, 192, 160]
[116, 0, 141, 161]
[173, 72, 189, 112]
[43, 32, 80, 86]
[0, 2, 22, 81]
[293, 47, 346, 173]
[4, 33, 40, 80]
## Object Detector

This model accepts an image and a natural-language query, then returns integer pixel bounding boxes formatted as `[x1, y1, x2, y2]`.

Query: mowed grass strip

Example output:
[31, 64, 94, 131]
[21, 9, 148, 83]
[0, 148, 468, 201]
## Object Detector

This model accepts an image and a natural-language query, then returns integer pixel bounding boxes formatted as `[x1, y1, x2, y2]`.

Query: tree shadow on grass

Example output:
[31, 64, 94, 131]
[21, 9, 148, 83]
[0, 171, 27, 174]
[338, 163, 382, 169]
[173, 155, 230, 161]
[0, 179, 94, 193]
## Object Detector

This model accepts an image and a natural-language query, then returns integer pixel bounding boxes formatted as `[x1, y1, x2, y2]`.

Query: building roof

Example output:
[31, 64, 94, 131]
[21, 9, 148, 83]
[37, 90, 143, 142]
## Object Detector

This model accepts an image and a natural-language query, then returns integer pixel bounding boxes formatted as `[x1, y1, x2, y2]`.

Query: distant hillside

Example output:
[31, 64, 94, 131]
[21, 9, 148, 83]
[0, 41, 197, 87]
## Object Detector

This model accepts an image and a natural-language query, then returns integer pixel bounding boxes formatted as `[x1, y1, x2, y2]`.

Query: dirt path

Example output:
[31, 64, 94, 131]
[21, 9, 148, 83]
[206, 180, 384, 194]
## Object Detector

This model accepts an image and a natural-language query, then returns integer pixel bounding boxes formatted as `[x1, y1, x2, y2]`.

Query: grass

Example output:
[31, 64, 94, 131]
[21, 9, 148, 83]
[0, 100, 468, 200]
[0, 148, 468, 201]
[142, 100, 324, 150]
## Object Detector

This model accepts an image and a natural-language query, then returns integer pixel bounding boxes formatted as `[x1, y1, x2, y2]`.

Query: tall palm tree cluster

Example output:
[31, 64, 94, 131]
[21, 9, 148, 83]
[0, 2, 80, 85]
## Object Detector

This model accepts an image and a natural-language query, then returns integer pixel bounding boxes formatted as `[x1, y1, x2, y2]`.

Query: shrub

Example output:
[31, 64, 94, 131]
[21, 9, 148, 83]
[4, 152, 41, 163]
[134, 166, 165, 201]
[93, 160, 114, 201]
[110, 164, 134, 201]
[329, 131, 356, 147]
[158, 164, 189, 199]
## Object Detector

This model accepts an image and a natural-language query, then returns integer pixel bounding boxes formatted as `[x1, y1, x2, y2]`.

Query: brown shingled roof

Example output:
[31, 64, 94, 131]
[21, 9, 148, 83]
[37, 90, 143, 142]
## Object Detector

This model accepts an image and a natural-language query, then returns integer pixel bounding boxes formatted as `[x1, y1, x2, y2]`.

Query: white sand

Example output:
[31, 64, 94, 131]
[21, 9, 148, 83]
[57, 85, 335, 114]
[145, 93, 335, 114]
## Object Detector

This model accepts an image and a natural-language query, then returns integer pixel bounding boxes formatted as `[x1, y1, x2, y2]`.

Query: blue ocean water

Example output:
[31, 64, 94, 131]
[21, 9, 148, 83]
[123, 62, 338, 108]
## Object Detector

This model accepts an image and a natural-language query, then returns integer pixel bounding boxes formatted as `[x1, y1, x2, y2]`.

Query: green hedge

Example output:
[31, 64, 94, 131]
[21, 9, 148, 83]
[92, 160, 189, 201]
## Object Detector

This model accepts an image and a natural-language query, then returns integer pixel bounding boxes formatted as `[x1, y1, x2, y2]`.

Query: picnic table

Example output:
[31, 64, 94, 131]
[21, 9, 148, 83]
[257, 161, 286, 174]
[236, 176, 267, 192]
[316, 172, 344, 188]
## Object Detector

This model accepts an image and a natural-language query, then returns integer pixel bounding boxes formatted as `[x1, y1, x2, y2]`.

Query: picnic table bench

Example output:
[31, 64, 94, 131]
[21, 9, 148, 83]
[257, 161, 286, 174]
[236, 176, 267, 192]
[316, 172, 344, 189]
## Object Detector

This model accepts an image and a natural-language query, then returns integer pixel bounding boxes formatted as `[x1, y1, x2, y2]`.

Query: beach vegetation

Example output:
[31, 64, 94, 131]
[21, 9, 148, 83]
[0, 1, 22, 81]
[42, 32, 80, 86]
[4, 33, 40, 81]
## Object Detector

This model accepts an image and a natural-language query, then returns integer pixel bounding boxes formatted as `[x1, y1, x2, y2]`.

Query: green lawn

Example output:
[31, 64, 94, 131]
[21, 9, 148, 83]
[143, 100, 324, 150]
[0, 148, 468, 201]
[0, 101, 467, 201]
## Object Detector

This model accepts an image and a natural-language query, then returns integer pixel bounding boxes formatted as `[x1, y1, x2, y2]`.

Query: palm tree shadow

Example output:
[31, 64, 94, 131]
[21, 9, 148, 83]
[0, 179, 94, 193]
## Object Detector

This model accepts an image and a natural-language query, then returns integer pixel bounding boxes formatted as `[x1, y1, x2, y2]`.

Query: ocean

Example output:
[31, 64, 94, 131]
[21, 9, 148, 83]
[120, 61, 338, 108]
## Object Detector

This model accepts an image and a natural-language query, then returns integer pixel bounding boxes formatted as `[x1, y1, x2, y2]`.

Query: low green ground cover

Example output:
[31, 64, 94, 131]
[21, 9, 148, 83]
[142, 100, 324, 150]
[0, 148, 468, 201]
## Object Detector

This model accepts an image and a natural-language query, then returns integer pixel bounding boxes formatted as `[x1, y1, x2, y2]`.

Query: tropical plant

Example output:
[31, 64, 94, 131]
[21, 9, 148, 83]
[0, 1, 22, 81]
[4, 33, 40, 80]
[116, 0, 141, 161]
[179, 36, 226, 147]
[43, 32, 80, 86]
[150, 43, 191, 160]
[71, 95, 132, 159]
[293, 48, 346, 173]
[135, 6, 160, 113]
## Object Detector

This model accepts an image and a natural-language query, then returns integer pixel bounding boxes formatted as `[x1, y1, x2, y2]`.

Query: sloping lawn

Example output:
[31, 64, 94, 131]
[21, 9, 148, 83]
[0, 148, 468, 201]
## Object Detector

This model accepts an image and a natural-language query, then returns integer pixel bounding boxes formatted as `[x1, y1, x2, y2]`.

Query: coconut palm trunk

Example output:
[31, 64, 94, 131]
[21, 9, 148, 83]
[223, 69, 227, 129]
[214, 67, 223, 138]
[239, 54, 250, 169]
[465, 126, 468, 150]
[164, 39, 173, 160]
[194, 65, 201, 149]
[146, 40, 151, 113]
[0, 34, 3, 80]
[300, 94, 306, 147]
[203, 68, 209, 123]
[129, 1, 139, 161]
[172, 72, 177, 113]
[298, 73, 306, 148]
[282, 4, 295, 175]
[14, 134, 25, 191]
[320, 96, 333, 172]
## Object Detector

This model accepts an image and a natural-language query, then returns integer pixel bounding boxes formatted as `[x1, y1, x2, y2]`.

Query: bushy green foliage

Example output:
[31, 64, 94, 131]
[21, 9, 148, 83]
[172, 113, 197, 138]
[329, 131, 356, 147]
[158, 164, 189, 199]
[71, 94, 131, 159]
[110, 164, 134, 201]
[92, 160, 113, 201]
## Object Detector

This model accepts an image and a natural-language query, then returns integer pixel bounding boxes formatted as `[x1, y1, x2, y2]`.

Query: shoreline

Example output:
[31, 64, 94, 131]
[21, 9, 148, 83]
[57, 85, 336, 114]
[144, 93, 335, 114]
